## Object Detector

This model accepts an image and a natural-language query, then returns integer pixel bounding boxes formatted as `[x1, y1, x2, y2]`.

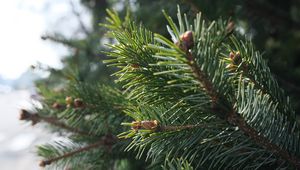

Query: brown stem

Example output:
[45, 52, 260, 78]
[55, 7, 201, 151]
[186, 52, 219, 110]
[39, 116, 96, 137]
[39, 135, 117, 167]
[227, 112, 300, 168]
[240, 64, 299, 133]
[20, 110, 95, 137]
[184, 50, 300, 168]
[158, 123, 224, 132]
[160, 124, 200, 131]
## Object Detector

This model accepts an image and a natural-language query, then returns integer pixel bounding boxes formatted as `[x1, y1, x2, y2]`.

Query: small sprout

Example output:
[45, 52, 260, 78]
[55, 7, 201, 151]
[19, 109, 39, 125]
[229, 52, 235, 59]
[232, 51, 242, 65]
[124, 120, 159, 131]
[131, 121, 142, 131]
[74, 98, 85, 108]
[19, 109, 31, 120]
[39, 160, 49, 167]
[141, 120, 158, 130]
[227, 51, 242, 70]
[65, 96, 73, 105]
[52, 102, 63, 110]
[177, 31, 194, 51]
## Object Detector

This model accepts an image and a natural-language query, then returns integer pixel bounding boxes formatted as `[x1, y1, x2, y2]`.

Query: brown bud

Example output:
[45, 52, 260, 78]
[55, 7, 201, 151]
[52, 102, 63, 109]
[228, 51, 242, 65]
[74, 98, 84, 108]
[39, 161, 46, 167]
[65, 96, 73, 105]
[229, 52, 235, 59]
[19, 109, 39, 125]
[19, 109, 31, 120]
[179, 31, 194, 50]
[141, 120, 158, 130]
[39, 160, 51, 167]
[232, 52, 242, 65]
[131, 63, 140, 69]
[131, 121, 142, 130]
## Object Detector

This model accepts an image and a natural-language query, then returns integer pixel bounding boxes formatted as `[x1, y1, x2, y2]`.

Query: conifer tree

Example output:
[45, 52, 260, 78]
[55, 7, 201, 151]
[20, 2, 300, 170]
[102, 8, 300, 169]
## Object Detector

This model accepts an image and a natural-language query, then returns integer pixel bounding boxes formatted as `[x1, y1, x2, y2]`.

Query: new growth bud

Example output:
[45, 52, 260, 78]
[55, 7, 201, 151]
[19, 109, 39, 125]
[177, 31, 194, 51]
[130, 120, 159, 131]
[226, 51, 243, 71]
[131, 121, 142, 131]
[19, 109, 31, 120]
[65, 96, 73, 105]
[52, 102, 63, 110]
[65, 96, 73, 108]
[231, 51, 242, 65]
[74, 98, 84, 108]
[141, 120, 158, 130]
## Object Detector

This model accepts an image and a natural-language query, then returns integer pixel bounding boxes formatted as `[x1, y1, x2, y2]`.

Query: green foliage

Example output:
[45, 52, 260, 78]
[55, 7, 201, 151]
[37, 139, 110, 169]
[22, 1, 300, 169]
[29, 80, 147, 169]
[163, 158, 194, 170]
[104, 6, 300, 169]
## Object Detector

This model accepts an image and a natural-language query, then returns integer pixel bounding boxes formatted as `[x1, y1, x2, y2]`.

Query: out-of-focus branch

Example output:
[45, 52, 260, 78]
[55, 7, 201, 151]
[69, 0, 90, 35]
[39, 134, 117, 167]
[19, 109, 97, 137]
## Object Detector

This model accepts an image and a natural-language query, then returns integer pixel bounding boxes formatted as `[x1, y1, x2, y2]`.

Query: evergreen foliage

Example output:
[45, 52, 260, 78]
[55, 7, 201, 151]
[104, 7, 300, 169]
[21, 82, 147, 169]
[19, 1, 300, 169]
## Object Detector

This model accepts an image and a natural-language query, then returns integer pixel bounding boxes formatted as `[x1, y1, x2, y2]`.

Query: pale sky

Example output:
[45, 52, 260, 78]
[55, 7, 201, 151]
[0, 0, 89, 80]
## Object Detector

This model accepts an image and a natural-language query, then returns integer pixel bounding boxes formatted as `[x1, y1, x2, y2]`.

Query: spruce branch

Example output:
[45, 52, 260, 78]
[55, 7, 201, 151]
[104, 8, 300, 169]
[182, 33, 300, 168]
[185, 45, 219, 109]
[41, 34, 77, 48]
[41, 34, 97, 57]
[20, 109, 96, 137]
[30, 82, 135, 168]
[158, 124, 206, 132]
[163, 158, 194, 170]
[123, 120, 225, 132]
[39, 134, 117, 167]
[227, 110, 300, 168]
[176, 30, 300, 168]
[223, 38, 298, 128]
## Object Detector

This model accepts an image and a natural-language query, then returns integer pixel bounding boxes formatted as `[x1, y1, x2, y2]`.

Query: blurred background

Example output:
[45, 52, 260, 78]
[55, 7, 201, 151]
[0, 0, 300, 169]
[0, 0, 89, 169]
